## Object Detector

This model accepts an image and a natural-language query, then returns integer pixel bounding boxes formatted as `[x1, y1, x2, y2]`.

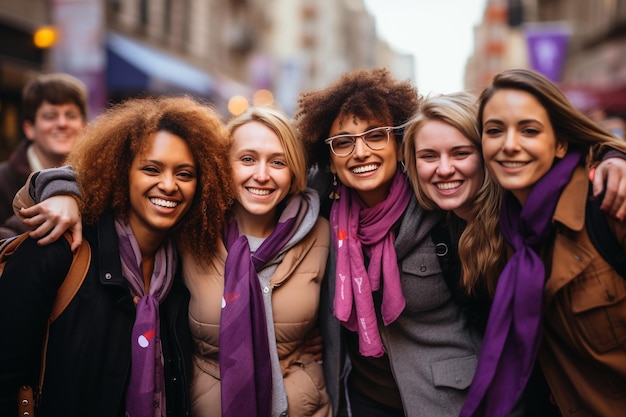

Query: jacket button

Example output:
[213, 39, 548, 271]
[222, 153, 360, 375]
[105, 272, 112, 280]
[420, 265, 427, 272]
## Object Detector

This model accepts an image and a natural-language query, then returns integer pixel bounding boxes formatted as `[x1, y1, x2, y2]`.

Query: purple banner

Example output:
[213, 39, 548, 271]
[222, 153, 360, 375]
[524, 24, 571, 82]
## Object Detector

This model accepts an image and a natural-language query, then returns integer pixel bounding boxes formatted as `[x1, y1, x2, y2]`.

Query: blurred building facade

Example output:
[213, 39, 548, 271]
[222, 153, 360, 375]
[0, 1, 48, 160]
[0, 0, 413, 160]
[465, 0, 626, 119]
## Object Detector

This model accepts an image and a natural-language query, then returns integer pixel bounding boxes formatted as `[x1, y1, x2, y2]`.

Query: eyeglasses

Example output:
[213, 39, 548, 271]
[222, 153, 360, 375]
[324, 126, 397, 157]
[324, 124, 411, 157]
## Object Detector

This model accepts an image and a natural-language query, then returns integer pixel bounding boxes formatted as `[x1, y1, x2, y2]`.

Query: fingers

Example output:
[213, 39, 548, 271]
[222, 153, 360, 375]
[592, 160, 626, 221]
[18, 204, 46, 222]
[68, 223, 83, 251]
[605, 181, 626, 221]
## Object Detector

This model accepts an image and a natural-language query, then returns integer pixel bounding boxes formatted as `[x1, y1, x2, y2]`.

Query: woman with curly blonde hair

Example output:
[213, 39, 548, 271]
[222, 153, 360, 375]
[0, 95, 234, 416]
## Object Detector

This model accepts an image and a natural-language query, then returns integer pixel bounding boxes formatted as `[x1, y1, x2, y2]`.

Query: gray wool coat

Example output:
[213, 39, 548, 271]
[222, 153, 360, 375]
[320, 195, 484, 417]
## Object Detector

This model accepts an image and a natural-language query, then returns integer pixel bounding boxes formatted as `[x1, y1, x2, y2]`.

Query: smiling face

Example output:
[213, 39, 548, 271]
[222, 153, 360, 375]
[128, 130, 197, 244]
[328, 114, 399, 207]
[414, 120, 484, 220]
[230, 121, 293, 236]
[481, 89, 568, 205]
[23, 101, 86, 168]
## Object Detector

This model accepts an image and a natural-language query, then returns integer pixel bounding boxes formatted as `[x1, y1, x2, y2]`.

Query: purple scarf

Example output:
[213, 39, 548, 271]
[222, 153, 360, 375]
[460, 151, 582, 417]
[220, 194, 310, 417]
[115, 218, 176, 417]
[331, 167, 410, 357]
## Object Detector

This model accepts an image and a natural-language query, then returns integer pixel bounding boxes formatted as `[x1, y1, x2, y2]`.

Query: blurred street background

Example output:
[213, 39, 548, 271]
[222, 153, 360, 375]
[1, 0, 625, 161]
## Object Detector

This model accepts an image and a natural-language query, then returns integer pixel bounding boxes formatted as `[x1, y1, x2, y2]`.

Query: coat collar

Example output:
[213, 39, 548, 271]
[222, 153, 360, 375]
[209, 218, 322, 288]
[552, 165, 588, 232]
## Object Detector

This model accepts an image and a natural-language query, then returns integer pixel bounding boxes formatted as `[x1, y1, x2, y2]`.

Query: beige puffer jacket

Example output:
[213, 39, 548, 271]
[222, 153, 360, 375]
[182, 217, 331, 417]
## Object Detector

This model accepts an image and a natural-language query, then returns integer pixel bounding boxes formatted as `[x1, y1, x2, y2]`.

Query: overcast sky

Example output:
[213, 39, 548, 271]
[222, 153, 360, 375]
[363, 0, 488, 95]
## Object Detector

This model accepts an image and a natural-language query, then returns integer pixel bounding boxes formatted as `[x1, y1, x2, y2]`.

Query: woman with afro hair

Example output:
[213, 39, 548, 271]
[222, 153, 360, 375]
[0, 96, 234, 416]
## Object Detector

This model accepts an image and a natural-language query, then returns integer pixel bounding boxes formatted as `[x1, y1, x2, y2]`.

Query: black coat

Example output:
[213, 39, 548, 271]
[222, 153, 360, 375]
[0, 212, 192, 416]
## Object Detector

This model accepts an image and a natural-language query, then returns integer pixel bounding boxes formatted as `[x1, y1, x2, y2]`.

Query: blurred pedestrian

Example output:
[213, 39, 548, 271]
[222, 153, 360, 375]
[0, 73, 88, 238]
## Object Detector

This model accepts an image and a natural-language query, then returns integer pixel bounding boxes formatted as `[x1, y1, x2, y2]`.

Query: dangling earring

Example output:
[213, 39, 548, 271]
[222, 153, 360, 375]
[329, 174, 340, 200]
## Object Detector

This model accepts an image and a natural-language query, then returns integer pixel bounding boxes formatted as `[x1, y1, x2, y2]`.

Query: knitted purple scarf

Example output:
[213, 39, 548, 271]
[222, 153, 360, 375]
[115, 218, 176, 417]
[220, 194, 310, 417]
[460, 151, 582, 417]
[331, 167, 410, 357]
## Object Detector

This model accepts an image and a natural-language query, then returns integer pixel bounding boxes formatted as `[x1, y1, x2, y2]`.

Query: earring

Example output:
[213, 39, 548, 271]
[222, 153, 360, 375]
[329, 174, 340, 200]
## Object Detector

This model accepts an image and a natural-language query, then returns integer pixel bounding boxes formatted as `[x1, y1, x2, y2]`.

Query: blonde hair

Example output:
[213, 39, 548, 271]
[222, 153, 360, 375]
[404, 91, 504, 295]
[226, 106, 307, 195]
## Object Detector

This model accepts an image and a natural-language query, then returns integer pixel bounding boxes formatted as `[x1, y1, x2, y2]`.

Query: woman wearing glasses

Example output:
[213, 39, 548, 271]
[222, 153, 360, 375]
[295, 68, 484, 417]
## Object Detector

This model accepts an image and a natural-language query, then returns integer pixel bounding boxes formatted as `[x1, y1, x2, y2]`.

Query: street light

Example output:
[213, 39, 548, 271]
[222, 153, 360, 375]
[33, 26, 58, 49]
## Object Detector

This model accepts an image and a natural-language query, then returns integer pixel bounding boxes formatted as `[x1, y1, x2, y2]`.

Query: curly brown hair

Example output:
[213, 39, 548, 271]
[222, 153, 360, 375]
[66, 96, 235, 263]
[294, 68, 420, 168]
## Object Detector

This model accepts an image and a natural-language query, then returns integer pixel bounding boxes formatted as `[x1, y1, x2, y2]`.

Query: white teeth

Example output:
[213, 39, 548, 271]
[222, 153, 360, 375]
[351, 164, 378, 174]
[150, 198, 178, 208]
[248, 188, 271, 196]
[501, 161, 527, 168]
[436, 181, 461, 190]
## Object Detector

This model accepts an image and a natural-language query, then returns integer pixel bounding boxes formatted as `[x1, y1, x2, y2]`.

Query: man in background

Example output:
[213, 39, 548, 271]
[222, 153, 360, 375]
[0, 73, 88, 239]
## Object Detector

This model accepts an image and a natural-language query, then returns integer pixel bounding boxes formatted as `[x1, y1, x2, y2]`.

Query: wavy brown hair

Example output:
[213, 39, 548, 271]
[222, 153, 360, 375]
[403, 92, 504, 295]
[294, 68, 420, 168]
[66, 96, 235, 263]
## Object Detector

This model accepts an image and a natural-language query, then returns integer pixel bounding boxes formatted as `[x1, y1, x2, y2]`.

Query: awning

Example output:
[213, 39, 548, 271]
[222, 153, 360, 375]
[106, 32, 214, 96]
[561, 83, 626, 116]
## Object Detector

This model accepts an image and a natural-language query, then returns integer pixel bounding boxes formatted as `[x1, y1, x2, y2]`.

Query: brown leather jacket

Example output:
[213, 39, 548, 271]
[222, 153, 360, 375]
[538, 165, 626, 416]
